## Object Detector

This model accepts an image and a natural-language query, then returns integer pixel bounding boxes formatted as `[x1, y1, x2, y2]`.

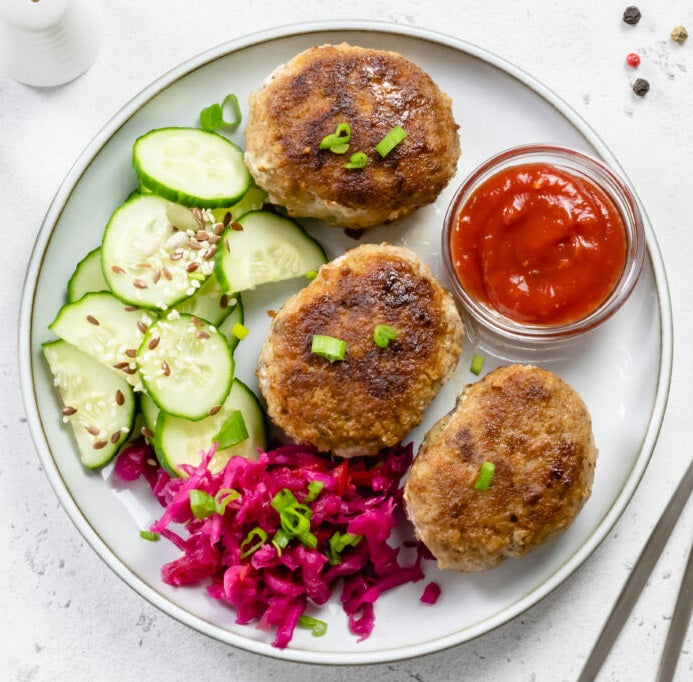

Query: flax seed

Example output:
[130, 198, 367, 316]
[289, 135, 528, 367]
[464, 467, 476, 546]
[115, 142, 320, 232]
[208, 234, 221, 244]
[113, 362, 130, 369]
[162, 361, 171, 376]
[111, 265, 126, 274]
[170, 251, 183, 261]
[162, 267, 173, 281]
[223, 212, 232, 226]
[196, 330, 210, 340]
[110, 431, 121, 444]
[148, 336, 160, 350]
[152, 268, 161, 284]
[86, 315, 99, 325]
[92, 440, 107, 450]
[133, 278, 148, 289]
[86, 425, 100, 436]
[124, 305, 138, 312]
[62, 406, 77, 416]
[137, 321, 148, 334]
[187, 241, 202, 251]
[186, 262, 200, 273]
[203, 247, 216, 260]
[123, 366, 138, 375]
[220, 294, 229, 309]
[125, 348, 137, 358]
[115, 390, 125, 406]
[195, 230, 208, 241]
[141, 426, 155, 440]
[192, 208, 204, 226]
[225, 238, 230, 253]
[208, 405, 222, 416]
[191, 316, 204, 327]
[230, 221, 243, 232]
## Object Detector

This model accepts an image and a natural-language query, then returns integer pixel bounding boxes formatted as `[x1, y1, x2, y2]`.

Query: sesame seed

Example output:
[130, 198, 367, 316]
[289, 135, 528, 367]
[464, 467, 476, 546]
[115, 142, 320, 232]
[115, 390, 124, 406]
[86, 315, 99, 326]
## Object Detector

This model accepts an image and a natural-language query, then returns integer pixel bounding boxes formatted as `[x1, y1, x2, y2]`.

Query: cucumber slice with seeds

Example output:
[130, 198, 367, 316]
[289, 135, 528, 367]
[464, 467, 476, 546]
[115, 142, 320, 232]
[102, 194, 216, 310]
[154, 379, 266, 477]
[67, 248, 108, 302]
[43, 340, 135, 468]
[49, 292, 154, 387]
[217, 294, 244, 353]
[215, 210, 327, 292]
[140, 393, 160, 434]
[136, 313, 233, 420]
[133, 128, 251, 208]
[174, 273, 237, 327]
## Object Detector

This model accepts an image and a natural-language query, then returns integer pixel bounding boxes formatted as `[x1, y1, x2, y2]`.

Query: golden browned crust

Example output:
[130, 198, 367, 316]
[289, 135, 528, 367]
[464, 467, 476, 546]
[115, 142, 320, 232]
[404, 365, 598, 571]
[245, 43, 461, 229]
[257, 244, 464, 456]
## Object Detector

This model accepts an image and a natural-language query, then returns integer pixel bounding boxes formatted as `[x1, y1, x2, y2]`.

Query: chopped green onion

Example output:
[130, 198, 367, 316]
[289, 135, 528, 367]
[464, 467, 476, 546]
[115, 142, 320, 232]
[189, 489, 219, 518]
[327, 531, 362, 565]
[470, 353, 485, 375]
[319, 122, 351, 152]
[373, 324, 397, 349]
[215, 488, 241, 514]
[474, 461, 495, 492]
[199, 93, 242, 132]
[344, 151, 368, 169]
[271, 529, 290, 555]
[375, 124, 407, 157]
[231, 322, 249, 340]
[139, 530, 159, 542]
[240, 527, 268, 559]
[215, 410, 249, 449]
[271, 488, 299, 513]
[311, 334, 346, 362]
[305, 480, 324, 502]
[305, 269, 318, 281]
[298, 615, 328, 637]
[280, 505, 312, 537]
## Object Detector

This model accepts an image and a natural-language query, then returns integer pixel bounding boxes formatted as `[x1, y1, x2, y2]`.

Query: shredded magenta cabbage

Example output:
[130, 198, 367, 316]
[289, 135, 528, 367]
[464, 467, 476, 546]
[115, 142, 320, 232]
[115, 440, 432, 648]
[420, 581, 442, 605]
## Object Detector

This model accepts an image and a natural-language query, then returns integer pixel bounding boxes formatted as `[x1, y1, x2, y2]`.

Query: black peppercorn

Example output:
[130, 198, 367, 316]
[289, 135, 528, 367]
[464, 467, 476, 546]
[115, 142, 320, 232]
[632, 78, 650, 96]
[623, 6, 641, 25]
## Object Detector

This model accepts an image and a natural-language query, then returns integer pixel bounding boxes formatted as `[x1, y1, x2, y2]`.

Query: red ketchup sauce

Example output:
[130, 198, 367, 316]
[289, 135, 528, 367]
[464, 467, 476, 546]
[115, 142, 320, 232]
[450, 163, 627, 325]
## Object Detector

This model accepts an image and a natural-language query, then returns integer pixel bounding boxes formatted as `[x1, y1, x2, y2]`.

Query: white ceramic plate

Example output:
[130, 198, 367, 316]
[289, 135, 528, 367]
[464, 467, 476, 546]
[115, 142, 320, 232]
[19, 21, 672, 665]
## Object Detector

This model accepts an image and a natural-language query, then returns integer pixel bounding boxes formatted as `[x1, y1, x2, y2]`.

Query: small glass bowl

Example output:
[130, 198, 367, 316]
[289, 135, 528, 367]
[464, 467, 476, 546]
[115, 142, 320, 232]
[442, 143, 646, 354]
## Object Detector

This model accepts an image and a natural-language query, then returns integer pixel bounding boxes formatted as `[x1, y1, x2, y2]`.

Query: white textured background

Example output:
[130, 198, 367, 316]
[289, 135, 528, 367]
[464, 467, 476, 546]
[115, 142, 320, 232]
[2, 1, 692, 680]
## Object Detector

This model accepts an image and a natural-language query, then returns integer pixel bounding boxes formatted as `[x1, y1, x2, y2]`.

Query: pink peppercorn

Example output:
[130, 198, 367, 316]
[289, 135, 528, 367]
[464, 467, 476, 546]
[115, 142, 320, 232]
[626, 53, 641, 67]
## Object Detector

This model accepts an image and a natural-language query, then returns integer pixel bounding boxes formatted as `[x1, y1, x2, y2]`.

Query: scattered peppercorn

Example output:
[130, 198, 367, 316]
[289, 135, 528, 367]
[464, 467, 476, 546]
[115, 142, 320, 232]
[632, 78, 650, 96]
[622, 6, 641, 25]
[671, 26, 688, 44]
[626, 52, 641, 67]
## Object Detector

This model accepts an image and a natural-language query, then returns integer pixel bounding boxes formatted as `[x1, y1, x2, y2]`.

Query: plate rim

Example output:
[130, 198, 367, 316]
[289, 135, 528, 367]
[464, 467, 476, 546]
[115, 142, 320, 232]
[18, 19, 674, 665]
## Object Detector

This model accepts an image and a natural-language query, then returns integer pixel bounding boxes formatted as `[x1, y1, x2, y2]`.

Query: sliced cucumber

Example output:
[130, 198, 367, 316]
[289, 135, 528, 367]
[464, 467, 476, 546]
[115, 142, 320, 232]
[140, 392, 160, 433]
[136, 313, 233, 420]
[67, 248, 108, 302]
[217, 293, 244, 353]
[101, 193, 216, 310]
[215, 210, 327, 292]
[42, 340, 135, 468]
[210, 185, 267, 223]
[154, 379, 266, 477]
[133, 127, 251, 208]
[174, 273, 237, 327]
[49, 292, 155, 387]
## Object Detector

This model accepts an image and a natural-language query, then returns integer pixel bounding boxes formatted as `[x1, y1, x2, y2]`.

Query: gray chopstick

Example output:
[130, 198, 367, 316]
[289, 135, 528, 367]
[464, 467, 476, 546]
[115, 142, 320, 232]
[578, 456, 693, 682]
[656, 536, 693, 682]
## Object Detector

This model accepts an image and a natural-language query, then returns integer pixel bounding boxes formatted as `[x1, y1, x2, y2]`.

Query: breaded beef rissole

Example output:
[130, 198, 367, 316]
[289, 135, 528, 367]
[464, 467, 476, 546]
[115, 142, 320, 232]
[404, 365, 598, 571]
[257, 244, 464, 457]
[245, 43, 461, 229]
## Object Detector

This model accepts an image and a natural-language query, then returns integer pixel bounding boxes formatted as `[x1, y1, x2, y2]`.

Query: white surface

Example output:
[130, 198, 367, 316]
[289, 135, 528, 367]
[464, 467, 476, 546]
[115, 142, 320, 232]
[1, 1, 691, 680]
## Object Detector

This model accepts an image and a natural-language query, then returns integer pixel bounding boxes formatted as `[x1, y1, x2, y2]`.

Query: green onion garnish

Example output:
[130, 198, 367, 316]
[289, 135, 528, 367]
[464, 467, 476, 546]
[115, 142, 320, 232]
[305, 480, 324, 502]
[344, 152, 368, 169]
[271, 488, 298, 513]
[373, 324, 397, 349]
[375, 125, 407, 157]
[270, 489, 317, 548]
[199, 93, 242, 132]
[297, 615, 328, 637]
[240, 527, 268, 559]
[474, 461, 495, 492]
[327, 531, 362, 565]
[470, 353, 485, 375]
[319, 122, 351, 153]
[139, 530, 159, 542]
[305, 269, 318, 281]
[189, 489, 218, 518]
[215, 410, 249, 449]
[311, 334, 346, 362]
[215, 488, 241, 514]
[271, 529, 290, 555]
[231, 322, 249, 340]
